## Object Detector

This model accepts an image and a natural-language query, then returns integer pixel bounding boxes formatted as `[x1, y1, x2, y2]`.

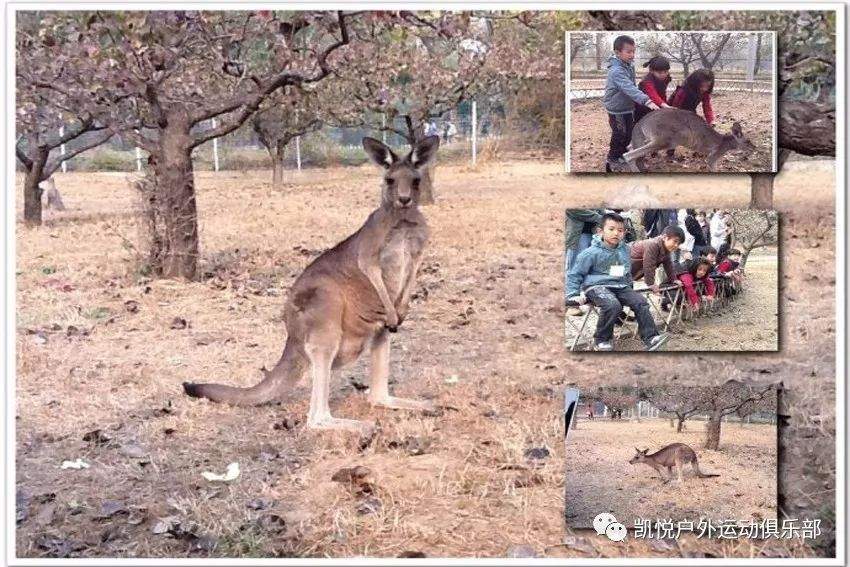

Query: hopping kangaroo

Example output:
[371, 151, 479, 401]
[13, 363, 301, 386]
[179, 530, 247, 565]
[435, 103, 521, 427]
[183, 136, 441, 432]
[629, 443, 720, 483]
[623, 108, 755, 172]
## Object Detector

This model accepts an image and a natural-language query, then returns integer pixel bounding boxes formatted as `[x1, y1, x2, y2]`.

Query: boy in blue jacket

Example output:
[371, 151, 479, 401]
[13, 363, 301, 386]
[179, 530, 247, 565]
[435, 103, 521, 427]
[566, 212, 669, 351]
[603, 35, 661, 172]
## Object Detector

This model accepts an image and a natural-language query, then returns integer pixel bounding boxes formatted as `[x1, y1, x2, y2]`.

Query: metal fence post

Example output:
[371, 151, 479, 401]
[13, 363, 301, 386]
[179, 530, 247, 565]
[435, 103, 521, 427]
[295, 136, 302, 172]
[211, 118, 220, 172]
[59, 125, 67, 173]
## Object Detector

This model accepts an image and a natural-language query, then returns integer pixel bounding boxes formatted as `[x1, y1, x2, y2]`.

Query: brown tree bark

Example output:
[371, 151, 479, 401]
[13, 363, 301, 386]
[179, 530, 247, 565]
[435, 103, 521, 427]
[749, 173, 774, 209]
[271, 140, 287, 188]
[704, 412, 722, 450]
[148, 112, 200, 280]
[676, 416, 686, 433]
[23, 146, 49, 226]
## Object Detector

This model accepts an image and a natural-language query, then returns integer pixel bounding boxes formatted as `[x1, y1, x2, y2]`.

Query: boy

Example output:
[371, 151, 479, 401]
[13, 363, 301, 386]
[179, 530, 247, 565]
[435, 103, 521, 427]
[603, 35, 661, 172]
[630, 225, 686, 294]
[566, 212, 669, 352]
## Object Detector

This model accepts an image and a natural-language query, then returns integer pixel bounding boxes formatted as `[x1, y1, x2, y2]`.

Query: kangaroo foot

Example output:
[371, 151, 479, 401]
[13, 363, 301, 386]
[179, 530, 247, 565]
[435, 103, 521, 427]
[369, 395, 436, 412]
[307, 416, 375, 433]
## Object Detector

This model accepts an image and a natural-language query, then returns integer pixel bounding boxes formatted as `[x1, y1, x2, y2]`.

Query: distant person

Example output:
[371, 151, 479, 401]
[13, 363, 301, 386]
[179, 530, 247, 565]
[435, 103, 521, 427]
[566, 212, 670, 351]
[668, 68, 716, 126]
[684, 209, 707, 259]
[709, 210, 728, 250]
[565, 209, 604, 315]
[442, 121, 457, 144]
[634, 55, 672, 123]
[603, 35, 660, 172]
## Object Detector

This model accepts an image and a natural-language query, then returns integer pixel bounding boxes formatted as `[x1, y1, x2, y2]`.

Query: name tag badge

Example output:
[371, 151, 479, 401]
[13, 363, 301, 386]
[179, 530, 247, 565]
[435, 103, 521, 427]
[609, 265, 625, 277]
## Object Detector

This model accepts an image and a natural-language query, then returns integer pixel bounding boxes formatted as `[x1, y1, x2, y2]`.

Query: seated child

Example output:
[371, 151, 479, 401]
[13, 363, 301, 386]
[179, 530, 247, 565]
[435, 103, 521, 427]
[676, 258, 716, 308]
[566, 212, 670, 352]
[714, 248, 744, 291]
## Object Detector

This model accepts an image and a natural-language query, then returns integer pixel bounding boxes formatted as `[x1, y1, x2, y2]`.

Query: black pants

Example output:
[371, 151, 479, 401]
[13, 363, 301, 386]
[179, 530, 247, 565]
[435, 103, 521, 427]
[607, 112, 635, 162]
[586, 286, 659, 345]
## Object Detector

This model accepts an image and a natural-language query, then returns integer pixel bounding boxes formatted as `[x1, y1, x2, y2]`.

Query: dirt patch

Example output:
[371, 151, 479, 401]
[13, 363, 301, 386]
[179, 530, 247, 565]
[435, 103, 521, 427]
[609, 251, 778, 352]
[565, 419, 777, 527]
[14, 159, 835, 558]
[569, 91, 775, 173]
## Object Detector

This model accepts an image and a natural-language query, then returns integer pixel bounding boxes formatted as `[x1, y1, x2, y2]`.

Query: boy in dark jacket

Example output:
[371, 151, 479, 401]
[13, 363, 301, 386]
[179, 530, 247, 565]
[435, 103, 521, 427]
[566, 213, 669, 351]
[603, 35, 660, 172]
[630, 225, 685, 293]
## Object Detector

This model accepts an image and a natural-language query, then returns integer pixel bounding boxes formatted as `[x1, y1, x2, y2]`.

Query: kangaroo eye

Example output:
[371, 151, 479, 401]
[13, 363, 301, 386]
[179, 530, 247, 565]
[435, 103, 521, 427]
[412, 178, 420, 190]
[385, 178, 395, 187]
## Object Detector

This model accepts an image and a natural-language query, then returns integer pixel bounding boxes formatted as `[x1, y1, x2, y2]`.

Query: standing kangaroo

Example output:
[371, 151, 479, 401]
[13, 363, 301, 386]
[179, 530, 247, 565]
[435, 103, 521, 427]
[183, 136, 441, 432]
[629, 443, 720, 483]
[623, 108, 756, 172]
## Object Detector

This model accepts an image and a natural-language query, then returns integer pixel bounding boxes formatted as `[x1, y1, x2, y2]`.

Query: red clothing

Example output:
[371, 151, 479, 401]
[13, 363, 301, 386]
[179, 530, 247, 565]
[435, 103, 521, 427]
[640, 77, 668, 106]
[715, 259, 738, 274]
[677, 273, 716, 307]
[669, 87, 715, 125]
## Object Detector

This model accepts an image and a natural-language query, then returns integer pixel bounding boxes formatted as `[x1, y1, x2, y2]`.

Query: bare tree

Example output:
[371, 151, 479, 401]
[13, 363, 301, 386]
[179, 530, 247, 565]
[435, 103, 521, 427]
[644, 384, 705, 432]
[697, 379, 776, 450]
[729, 210, 778, 268]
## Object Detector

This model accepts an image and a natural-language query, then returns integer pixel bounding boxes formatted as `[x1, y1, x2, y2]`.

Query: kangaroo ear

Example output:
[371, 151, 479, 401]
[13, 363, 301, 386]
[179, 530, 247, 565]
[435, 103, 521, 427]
[362, 137, 398, 169]
[731, 121, 743, 137]
[409, 135, 440, 170]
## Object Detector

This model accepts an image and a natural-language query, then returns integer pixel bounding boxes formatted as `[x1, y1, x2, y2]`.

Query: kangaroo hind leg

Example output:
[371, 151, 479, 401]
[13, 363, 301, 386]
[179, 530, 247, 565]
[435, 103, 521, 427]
[367, 329, 436, 411]
[623, 139, 666, 163]
[304, 330, 373, 433]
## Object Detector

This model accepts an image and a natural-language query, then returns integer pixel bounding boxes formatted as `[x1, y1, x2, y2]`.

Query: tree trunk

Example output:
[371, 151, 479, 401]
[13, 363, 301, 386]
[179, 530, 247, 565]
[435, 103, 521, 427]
[753, 33, 762, 78]
[23, 147, 49, 226]
[676, 416, 686, 433]
[749, 173, 774, 209]
[594, 34, 605, 71]
[704, 412, 722, 450]
[147, 114, 200, 280]
[272, 140, 286, 188]
[420, 164, 436, 205]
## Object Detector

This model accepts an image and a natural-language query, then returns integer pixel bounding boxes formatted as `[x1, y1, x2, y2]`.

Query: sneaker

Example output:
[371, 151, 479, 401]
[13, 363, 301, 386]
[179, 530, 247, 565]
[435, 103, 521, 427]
[595, 340, 614, 352]
[646, 333, 670, 351]
[567, 306, 584, 317]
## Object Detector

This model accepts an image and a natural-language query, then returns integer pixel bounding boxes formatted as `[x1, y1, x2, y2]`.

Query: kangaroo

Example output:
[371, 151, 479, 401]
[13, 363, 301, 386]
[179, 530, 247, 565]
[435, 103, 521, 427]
[183, 135, 441, 432]
[623, 108, 756, 172]
[629, 443, 720, 483]
[40, 177, 66, 211]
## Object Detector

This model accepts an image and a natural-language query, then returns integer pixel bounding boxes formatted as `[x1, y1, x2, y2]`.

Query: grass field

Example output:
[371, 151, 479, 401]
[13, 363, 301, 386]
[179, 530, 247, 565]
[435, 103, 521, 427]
[14, 157, 836, 558]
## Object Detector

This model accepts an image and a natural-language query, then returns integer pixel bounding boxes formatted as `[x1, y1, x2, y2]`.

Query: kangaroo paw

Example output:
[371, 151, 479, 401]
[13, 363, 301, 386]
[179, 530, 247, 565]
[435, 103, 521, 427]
[369, 395, 436, 412]
[307, 416, 375, 433]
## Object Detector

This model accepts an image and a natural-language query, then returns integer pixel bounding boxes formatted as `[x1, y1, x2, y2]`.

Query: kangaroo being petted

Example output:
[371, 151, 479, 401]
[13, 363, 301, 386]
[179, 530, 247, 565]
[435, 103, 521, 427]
[623, 108, 755, 172]
[629, 443, 720, 483]
[183, 136, 441, 432]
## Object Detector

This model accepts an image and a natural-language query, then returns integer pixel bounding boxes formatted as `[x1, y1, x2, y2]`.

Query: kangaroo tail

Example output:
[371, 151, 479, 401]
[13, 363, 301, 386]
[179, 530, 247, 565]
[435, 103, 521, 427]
[183, 342, 307, 406]
[694, 461, 720, 478]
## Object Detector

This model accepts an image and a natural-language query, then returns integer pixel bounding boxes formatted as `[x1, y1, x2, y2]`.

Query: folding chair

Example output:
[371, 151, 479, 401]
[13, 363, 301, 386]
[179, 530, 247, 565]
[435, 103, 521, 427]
[564, 298, 599, 352]
[636, 283, 684, 331]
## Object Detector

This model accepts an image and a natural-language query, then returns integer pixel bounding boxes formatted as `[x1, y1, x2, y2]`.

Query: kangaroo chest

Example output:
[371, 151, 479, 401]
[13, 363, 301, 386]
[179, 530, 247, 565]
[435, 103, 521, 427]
[379, 220, 428, 300]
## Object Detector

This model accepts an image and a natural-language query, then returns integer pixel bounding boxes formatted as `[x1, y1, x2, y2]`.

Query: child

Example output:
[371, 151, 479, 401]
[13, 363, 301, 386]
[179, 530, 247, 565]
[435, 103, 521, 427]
[700, 245, 718, 265]
[603, 35, 660, 172]
[566, 213, 669, 352]
[634, 56, 672, 123]
[565, 209, 604, 315]
[668, 68, 715, 126]
[676, 258, 716, 308]
[629, 225, 686, 294]
[715, 248, 744, 290]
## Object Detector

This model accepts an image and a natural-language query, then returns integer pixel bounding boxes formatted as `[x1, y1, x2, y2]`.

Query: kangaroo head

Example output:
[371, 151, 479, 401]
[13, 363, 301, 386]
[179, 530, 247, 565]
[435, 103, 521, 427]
[362, 136, 440, 210]
[726, 121, 756, 154]
[629, 447, 649, 464]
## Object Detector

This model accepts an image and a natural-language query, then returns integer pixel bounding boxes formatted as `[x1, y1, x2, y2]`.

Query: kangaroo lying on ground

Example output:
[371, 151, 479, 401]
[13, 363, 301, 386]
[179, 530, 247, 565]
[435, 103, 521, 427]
[623, 108, 756, 172]
[629, 443, 720, 483]
[183, 136, 441, 432]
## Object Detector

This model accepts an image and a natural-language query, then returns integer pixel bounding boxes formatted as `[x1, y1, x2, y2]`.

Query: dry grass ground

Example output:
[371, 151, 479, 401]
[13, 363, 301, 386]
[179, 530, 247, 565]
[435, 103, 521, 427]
[569, 91, 775, 173]
[564, 419, 776, 527]
[15, 157, 836, 558]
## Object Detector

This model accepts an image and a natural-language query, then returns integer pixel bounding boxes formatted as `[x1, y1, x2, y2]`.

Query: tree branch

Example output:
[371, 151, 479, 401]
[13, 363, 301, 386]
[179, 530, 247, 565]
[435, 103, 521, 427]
[15, 142, 33, 170]
[43, 129, 115, 178]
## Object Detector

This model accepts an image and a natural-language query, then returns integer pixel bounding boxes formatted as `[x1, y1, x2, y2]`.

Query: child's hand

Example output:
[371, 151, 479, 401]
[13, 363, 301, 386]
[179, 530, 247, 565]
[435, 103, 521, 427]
[647, 101, 660, 111]
[660, 103, 671, 109]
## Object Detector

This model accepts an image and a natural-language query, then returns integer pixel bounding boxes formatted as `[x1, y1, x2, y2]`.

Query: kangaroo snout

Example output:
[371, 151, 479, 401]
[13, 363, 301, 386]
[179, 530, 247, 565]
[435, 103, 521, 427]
[398, 196, 412, 206]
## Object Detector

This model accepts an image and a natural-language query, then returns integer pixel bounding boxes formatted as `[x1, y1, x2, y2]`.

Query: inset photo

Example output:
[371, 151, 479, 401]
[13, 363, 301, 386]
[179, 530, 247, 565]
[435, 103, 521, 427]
[566, 31, 777, 173]
[564, 381, 779, 528]
[564, 208, 778, 352]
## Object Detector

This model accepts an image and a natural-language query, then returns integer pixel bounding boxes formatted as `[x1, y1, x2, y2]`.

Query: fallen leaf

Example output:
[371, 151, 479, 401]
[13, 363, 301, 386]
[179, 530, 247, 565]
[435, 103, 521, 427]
[202, 462, 240, 482]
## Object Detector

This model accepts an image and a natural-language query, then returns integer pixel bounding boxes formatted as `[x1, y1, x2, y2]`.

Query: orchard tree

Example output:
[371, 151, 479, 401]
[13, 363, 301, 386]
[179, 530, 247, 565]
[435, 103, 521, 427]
[252, 85, 323, 188]
[325, 11, 491, 204]
[21, 11, 356, 279]
[16, 13, 114, 226]
[593, 385, 638, 419]
[729, 210, 778, 267]
[696, 378, 776, 450]
[644, 383, 705, 433]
